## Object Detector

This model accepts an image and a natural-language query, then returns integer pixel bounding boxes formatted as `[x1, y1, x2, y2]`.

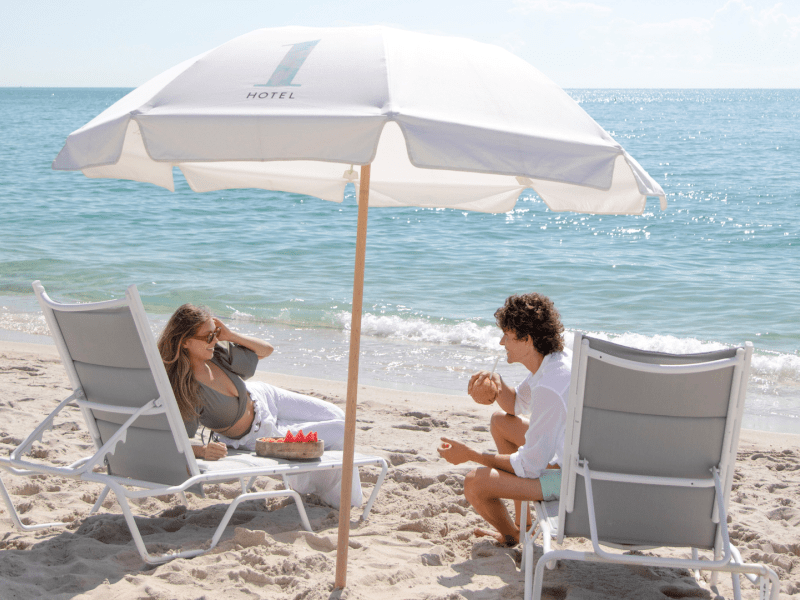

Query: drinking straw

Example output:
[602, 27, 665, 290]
[490, 355, 500, 376]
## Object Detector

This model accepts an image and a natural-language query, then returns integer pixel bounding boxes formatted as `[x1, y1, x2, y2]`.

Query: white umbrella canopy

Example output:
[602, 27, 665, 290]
[52, 25, 666, 587]
[54, 25, 664, 214]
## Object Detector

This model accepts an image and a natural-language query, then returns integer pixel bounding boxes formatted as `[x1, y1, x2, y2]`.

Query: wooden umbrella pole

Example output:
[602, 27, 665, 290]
[334, 163, 371, 589]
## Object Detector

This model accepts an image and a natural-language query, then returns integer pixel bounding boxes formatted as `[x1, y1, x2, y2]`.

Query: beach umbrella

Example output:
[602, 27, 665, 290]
[52, 25, 666, 587]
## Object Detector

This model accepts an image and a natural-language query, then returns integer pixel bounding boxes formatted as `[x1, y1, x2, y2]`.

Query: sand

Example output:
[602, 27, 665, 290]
[0, 340, 798, 599]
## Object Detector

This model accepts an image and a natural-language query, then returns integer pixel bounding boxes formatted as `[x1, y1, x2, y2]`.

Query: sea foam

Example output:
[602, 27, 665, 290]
[336, 311, 800, 387]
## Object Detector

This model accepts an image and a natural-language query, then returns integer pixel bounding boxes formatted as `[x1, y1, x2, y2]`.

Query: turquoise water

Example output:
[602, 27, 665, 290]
[1, 88, 798, 432]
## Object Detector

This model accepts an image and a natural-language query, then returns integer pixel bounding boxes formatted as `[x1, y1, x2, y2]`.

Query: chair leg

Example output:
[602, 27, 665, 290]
[730, 544, 761, 600]
[520, 500, 530, 567]
[104, 483, 181, 564]
[730, 569, 743, 600]
[532, 548, 552, 600]
[540, 522, 557, 570]
[524, 532, 536, 600]
[523, 503, 559, 600]
[533, 501, 558, 570]
[90, 485, 111, 514]
[360, 459, 388, 521]
[710, 545, 721, 587]
[532, 549, 589, 600]
[105, 480, 314, 564]
[691, 547, 701, 581]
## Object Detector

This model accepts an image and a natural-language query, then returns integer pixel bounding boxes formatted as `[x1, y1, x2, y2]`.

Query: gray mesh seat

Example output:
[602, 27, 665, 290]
[523, 333, 780, 600]
[0, 281, 387, 564]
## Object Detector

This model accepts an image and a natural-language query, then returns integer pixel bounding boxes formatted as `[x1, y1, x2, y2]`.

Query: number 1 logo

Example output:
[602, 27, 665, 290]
[256, 39, 320, 87]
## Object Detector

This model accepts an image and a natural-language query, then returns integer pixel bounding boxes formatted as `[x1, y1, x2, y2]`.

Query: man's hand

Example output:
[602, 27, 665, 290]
[437, 437, 475, 465]
[468, 370, 500, 405]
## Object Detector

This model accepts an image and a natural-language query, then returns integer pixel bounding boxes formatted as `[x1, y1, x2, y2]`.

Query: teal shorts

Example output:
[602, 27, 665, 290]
[539, 468, 562, 501]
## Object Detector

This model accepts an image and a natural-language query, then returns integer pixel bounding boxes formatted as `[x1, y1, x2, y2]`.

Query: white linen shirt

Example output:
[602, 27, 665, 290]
[509, 350, 572, 480]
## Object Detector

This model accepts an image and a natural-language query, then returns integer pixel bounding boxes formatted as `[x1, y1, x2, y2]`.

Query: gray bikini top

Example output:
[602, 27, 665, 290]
[183, 343, 259, 440]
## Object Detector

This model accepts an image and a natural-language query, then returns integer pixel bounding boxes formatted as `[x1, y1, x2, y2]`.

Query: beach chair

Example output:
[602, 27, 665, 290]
[521, 333, 780, 600]
[0, 281, 387, 564]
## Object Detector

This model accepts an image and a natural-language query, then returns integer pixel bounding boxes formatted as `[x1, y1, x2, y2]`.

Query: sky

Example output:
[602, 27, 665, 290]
[2, 0, 799, 88]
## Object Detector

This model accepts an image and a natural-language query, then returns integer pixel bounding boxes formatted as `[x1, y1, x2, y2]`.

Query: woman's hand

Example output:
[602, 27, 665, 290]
[203, 441, 228, 461]
[212, 317, 274, 359]
[212, 317, 233, 343]
[437, 437, 475, 465]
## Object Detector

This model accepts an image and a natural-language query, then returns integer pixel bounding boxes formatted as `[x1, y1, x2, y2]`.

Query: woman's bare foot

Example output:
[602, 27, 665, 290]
[474, 527, 518, 547]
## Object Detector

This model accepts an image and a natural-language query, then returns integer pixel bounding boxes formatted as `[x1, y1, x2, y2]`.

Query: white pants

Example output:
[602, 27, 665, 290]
[217, 381, 363, 508]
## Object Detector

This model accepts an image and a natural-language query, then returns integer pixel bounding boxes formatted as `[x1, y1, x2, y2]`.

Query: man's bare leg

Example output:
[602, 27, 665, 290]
[463, 466, 543, 545]
[489, 411, 531, 529]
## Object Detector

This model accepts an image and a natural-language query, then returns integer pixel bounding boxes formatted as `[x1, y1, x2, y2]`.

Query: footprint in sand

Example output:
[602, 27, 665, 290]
[12, 482, 40, 496]
[393, 411, 449, 432]
[766, 506, 800, 526]
[385, 448, 423, 466]
[742, 449, 800, 472]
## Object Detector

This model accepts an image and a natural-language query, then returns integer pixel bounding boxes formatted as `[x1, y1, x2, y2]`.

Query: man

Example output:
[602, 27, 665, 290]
[438, 293, 571, 546]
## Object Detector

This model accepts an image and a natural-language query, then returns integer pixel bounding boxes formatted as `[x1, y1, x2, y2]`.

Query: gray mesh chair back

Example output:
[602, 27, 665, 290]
[561, 334, 747, 550]
[36, 283, 197, 486]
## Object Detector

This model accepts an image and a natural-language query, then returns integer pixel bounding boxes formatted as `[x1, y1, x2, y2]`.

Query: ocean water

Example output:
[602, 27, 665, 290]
[0, 88, 798, 433]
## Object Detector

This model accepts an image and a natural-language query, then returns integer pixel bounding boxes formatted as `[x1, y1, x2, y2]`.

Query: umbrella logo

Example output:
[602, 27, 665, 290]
[255, 39, 320, 88]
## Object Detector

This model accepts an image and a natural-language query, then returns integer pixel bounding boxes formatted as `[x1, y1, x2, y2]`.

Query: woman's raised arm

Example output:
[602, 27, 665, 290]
[213, 317, 274, 359]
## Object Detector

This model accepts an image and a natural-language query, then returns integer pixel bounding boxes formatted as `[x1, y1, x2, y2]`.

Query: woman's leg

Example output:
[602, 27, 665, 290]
[463, 466, 543, 545]
[245, 382, 346, 447]
[245, 381, 362, 508]
[272, 388, 346, 449]
[268, 386, 345, 423]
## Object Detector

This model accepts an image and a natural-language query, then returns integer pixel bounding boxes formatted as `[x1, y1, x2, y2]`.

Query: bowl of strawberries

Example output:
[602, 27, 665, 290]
[255, 430, 324, 460]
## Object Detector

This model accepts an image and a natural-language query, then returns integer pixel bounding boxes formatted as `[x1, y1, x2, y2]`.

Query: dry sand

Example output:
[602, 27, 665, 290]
[1, 340, 798, 599]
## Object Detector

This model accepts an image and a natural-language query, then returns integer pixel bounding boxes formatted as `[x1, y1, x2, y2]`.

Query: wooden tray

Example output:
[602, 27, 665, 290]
[255, 438, 324, 460]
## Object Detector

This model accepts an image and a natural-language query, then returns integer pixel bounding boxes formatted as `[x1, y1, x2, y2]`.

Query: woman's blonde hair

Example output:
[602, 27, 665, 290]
[157, 304, 211, 419]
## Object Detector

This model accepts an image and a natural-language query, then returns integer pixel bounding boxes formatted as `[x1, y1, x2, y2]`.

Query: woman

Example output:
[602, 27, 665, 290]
[437, 293, 571, 546]
[157, 303, 362, 508]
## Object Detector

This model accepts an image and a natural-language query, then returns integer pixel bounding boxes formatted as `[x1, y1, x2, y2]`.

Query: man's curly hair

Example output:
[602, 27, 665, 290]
[494, 293, 564, 355]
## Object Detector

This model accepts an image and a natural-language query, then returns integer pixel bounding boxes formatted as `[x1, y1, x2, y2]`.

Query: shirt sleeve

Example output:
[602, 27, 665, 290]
[213, 342, 259, 380]
[513, 373, 534, 416]
[509, 386, 566, 479]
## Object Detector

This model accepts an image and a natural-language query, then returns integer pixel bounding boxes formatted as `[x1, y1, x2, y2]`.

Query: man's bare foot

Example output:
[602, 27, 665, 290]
[474, 527, 518, 547]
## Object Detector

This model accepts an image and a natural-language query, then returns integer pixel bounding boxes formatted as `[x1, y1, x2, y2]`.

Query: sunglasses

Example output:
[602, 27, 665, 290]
[191, 326, 221, 344]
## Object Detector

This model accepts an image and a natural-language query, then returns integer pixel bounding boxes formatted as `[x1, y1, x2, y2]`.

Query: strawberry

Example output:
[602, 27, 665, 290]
[284, 431, 295, 443]
[308, 431, 318, 442]
[295, 429, 306, 442]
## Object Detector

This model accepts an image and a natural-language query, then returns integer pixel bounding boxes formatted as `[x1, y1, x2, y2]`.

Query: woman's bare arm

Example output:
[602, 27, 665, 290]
[214, 317, 274, 359]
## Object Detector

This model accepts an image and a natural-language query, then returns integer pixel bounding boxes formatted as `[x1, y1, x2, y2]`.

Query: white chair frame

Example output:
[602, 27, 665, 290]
[0, 281, 388, 564]
[520, 334, 780, 600]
